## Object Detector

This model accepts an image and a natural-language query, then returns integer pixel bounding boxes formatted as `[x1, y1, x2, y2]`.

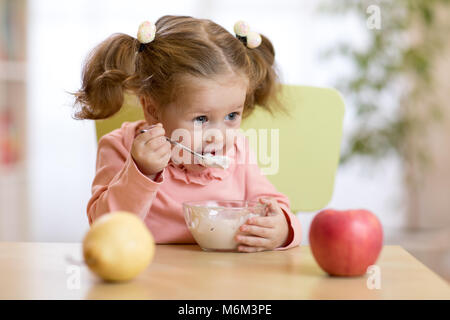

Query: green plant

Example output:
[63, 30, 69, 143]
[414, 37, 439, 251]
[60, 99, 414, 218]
[319, 0, 450, 172]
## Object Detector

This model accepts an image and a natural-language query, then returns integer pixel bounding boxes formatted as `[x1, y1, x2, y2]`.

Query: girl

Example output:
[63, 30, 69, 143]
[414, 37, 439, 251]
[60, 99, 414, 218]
[73, 15, 301, 252]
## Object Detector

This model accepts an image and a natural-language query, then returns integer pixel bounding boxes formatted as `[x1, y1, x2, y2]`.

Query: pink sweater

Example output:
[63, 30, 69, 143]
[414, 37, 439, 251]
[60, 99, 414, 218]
[87, 120, 302, 250]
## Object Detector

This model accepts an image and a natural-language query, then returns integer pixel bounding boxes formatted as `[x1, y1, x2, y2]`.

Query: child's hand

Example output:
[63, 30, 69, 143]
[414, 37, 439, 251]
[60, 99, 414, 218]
[235, 198, 290, 253]
[131, 123, 172, 177]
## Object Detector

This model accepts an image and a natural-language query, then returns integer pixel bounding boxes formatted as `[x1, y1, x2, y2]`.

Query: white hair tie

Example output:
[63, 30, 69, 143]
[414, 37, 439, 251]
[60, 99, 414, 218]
[137, 21, 156, 52]
[234, 20, 262, 49]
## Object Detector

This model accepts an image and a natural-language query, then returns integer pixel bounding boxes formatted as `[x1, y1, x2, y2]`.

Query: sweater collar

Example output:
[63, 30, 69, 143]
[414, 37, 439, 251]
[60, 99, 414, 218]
[167, 145, 236, 185]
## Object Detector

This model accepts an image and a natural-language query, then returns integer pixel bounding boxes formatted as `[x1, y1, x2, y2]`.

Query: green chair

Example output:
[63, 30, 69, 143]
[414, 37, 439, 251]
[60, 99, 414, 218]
[95, 85, 345, 213]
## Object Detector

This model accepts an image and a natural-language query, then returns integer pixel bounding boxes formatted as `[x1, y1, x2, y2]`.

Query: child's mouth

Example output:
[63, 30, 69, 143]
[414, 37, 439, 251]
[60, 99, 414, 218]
[200, 151, 231, 169]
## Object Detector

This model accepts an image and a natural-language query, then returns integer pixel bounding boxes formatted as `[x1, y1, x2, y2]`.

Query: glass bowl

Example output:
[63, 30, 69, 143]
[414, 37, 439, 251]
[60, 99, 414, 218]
[183, 200, 267, 252]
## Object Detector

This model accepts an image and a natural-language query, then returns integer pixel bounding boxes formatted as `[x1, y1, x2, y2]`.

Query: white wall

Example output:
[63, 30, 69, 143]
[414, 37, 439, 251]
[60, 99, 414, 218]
[26, 0, 405, 243]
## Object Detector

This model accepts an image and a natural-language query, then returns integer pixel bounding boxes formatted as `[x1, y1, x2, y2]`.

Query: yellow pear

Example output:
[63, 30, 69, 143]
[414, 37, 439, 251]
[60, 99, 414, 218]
[83, 211, 155, 282]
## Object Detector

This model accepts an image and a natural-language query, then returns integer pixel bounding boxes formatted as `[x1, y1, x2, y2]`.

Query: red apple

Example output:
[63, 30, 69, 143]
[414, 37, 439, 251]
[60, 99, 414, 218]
[309, 209, 383, 276]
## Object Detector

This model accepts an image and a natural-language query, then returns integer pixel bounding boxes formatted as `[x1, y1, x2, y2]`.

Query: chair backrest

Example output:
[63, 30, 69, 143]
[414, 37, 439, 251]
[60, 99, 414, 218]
[240, 85, 345, 212]
[95, 94, 145, 141]
[95, 85, 345, 212]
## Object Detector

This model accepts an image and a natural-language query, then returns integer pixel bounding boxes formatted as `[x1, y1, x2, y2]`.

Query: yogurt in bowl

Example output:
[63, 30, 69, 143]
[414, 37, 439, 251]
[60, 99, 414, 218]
[183, 200, 267, 252]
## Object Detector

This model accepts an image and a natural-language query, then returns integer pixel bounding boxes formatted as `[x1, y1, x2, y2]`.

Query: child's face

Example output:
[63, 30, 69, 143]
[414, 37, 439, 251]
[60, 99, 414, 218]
[159, 73, 248, 168]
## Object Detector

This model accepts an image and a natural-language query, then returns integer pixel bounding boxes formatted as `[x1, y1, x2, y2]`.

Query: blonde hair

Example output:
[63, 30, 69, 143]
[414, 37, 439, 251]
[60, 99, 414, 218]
[72, 15, 282, 120]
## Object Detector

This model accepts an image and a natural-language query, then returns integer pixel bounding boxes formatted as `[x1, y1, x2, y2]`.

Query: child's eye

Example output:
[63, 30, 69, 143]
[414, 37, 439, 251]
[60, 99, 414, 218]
[225, 112, 239, 121]
[193, 115, 208, 123]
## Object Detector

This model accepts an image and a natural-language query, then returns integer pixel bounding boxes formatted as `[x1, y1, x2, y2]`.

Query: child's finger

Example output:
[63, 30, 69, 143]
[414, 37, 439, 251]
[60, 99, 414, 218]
[143, 127, 166, 145]
[246, 216, 275, 228]
[137, 123, 162, 137]
[139, 123, 160, 133]
[135, 125, 164, 144]
[259, 197, 276, 206]
[240, 224, 274, 238]
[160, 150, 172, 164]
[146, 135, 168, 150]
[260, 197, 280, 210]
[259, 198, 283, 216]
[237, 245, 266, 253]
[155, 142, 172, 158]
[235, 234, 272, 248]
[259, 197, 274, 211]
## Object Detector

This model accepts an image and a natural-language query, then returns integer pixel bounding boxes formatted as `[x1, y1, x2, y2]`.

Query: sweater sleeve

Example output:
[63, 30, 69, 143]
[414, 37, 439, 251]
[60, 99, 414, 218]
[243, 144, 302, 250]
[86, 132, 164, 224]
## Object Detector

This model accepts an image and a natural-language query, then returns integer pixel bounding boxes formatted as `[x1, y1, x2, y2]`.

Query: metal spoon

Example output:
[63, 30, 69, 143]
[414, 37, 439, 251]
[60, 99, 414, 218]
[139, 129, 229, 169]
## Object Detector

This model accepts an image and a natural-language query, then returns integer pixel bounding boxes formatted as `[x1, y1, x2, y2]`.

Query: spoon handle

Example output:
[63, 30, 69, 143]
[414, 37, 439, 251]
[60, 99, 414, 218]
[139, 129, 205, 160]
[165, 137, 205, 159]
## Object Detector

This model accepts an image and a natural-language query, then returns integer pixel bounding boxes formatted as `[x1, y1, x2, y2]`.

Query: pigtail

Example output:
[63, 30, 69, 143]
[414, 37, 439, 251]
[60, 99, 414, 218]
[73, 33, 139, 120]
[244, 34, 284, 117]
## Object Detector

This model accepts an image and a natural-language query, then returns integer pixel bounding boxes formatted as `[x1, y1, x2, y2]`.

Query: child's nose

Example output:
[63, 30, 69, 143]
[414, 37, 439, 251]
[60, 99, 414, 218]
[204, 131, 224, 144]
[206, 135, 215, 143]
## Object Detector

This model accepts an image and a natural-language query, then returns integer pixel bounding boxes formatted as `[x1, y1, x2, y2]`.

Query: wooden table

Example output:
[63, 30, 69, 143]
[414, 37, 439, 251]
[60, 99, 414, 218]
[0, 243, 448, 299]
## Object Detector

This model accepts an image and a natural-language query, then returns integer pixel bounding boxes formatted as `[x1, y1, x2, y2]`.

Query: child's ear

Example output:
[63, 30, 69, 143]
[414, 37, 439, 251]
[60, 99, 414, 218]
[140, 95, 160, 122]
